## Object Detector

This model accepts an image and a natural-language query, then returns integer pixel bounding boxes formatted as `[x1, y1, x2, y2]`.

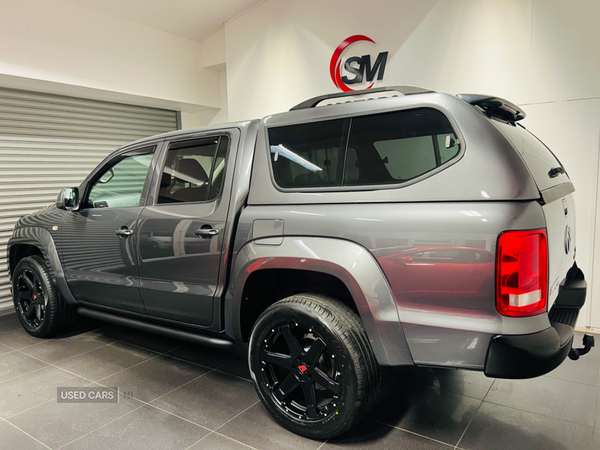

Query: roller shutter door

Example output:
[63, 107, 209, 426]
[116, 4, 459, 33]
[0, 87, 179, 312]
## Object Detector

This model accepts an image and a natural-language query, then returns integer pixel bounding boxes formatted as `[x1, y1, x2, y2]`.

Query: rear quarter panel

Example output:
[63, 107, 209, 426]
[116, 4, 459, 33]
[235, 201, 550, 369]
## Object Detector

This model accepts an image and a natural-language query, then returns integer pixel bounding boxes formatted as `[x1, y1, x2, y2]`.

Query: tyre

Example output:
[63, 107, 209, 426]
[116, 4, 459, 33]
[12, 255, 77, 338]
[249, 294, 380, 439]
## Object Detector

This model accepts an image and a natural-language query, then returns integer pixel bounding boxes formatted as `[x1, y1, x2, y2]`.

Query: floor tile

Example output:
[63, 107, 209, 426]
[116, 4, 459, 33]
[8, 388, 142, 448]
[166, 342, 251, 380]
[217, 403, 323, 450]
[0, 328, 47, 350]
[0, 366, 88, 418]
[90, 323, 140, 341]
[459, 401, 596, 450]
[151, 370, 257, 430]
[595, 388, 600, 428]
[367, 379, 481, 446]
[0, 343, 13, 355]
[545, 353, 600, 386]
[485, 376, 598, 427]
[216, 354, 252, 381]
[393, 366, 495, 400]
[123, 331, 183, 353]
[62, 328, 119, 345]
[594, 428, 600, 447]
[19, 333, 115, 364]
[57, 341, 157, 381]
[0, 313, 23, 334]
[0, 419, 49, 450]
[100, 354, 208, 402]
[324, 419, 452, 449]
[0, 351, 48, 382]
[188, 432, 254, 450]
[60, 404, 209, 450]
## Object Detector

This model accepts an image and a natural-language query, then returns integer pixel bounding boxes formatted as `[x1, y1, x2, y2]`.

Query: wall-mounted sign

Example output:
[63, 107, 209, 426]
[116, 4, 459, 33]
[330, 35, 389, 92]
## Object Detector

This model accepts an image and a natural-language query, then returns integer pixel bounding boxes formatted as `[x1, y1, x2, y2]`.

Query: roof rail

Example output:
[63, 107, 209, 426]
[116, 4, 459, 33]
[457, 94, 526, 122]
[290, 85, 434, 111]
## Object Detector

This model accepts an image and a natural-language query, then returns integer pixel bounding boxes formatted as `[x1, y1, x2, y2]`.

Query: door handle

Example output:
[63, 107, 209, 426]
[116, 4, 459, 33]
[194, 227, 219, 238]
[115, 227, 134, 237]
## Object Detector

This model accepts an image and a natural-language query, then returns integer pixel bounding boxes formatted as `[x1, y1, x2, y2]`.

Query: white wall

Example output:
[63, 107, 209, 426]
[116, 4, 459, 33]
[0, 0, 221, 111]
[522, 100, 600, 329]
[224, 0, 600, 328]
[180, 71, 229, 128]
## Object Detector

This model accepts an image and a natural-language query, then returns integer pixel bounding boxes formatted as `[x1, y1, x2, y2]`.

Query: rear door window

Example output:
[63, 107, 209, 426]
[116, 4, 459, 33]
[157, 136, 229, 203]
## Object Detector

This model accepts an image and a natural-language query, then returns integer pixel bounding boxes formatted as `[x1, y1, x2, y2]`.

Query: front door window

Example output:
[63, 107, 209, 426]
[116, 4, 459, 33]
[86, 151, 154, 209]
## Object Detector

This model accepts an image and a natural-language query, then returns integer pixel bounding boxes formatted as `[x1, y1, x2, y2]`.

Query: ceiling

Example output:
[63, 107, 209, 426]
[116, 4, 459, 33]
[62, 0, 265, 42]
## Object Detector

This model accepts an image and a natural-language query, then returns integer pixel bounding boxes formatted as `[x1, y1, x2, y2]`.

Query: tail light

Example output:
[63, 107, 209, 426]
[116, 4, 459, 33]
[496, 229, 548, 317]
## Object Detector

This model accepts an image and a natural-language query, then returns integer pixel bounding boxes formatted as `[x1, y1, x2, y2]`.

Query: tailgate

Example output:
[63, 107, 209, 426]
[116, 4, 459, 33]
[542, 192, 576, 307]
[494, 121, 576, 308]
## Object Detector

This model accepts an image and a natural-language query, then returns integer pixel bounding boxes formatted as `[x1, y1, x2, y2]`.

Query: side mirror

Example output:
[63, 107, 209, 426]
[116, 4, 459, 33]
[56, 187, 80, 211]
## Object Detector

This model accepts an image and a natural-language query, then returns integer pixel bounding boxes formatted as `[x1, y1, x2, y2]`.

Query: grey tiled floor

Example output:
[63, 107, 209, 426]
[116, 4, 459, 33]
[0, 312, 598, 450]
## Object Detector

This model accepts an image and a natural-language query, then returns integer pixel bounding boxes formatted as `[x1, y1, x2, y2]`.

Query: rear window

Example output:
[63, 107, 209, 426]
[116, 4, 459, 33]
[268, 108, 460, 189]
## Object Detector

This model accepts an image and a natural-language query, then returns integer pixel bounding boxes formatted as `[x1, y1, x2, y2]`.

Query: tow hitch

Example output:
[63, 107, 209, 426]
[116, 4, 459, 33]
[568, 334, 595, 360]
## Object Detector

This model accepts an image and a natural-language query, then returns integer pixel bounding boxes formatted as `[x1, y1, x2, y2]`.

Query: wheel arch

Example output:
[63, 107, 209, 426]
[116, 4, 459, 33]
[8, 227, 77, 305]
[224, 236, 413, 366]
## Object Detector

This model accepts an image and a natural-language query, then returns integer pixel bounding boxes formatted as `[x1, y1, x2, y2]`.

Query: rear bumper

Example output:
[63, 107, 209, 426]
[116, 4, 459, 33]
[484, 271, 586, 379]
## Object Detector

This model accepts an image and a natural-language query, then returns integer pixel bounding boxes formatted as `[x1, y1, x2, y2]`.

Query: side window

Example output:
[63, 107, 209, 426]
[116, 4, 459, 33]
[86, 149, 154, 208]
[345, 108, 460, 186]
[157, 136, 229, 204]
[268, 119, 348, 188]
[267, 108, 459, 190]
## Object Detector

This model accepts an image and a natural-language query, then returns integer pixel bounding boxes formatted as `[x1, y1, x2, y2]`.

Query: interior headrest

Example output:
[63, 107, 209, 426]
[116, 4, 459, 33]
[175, 159, 208, 184]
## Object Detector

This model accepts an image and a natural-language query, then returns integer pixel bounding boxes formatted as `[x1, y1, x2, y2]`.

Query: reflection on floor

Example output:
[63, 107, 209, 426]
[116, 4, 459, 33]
[0, 312, 598, 450]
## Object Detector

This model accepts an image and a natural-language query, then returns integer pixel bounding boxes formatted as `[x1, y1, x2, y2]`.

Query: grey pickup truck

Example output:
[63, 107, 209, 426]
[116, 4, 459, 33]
[7, 86, 594, 438]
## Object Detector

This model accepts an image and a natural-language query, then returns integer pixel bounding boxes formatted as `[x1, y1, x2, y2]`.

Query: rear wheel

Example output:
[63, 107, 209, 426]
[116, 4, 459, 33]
[249, 294, 380, 439]
[12, 255, 76, 338]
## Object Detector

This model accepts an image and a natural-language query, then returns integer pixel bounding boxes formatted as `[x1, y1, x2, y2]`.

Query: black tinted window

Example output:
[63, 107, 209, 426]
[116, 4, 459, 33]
[268, 119, 348, 188]
[345, 109, 459, 185]
[268, 109, 459, 190]
[157, 136, 228, 204]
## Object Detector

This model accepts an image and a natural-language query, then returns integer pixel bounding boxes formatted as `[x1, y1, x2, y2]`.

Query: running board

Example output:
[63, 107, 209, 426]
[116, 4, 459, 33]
[77, 307, 235, 350]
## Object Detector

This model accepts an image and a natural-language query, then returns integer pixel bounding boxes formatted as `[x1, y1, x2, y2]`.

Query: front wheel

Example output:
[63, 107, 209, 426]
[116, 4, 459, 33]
[249, 294, 380, 439]
[12, 255, 76, 338]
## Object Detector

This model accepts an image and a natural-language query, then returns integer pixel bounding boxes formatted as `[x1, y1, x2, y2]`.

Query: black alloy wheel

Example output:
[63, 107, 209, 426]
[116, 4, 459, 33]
[250, 294, 380, 439]
[12, 255, 77, 337]
[16, 268, 46, 328]
[258, 320, 342, 421]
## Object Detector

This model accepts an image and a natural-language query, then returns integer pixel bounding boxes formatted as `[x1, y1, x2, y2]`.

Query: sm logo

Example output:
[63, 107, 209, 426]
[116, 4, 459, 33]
[330, 35, 389, 92]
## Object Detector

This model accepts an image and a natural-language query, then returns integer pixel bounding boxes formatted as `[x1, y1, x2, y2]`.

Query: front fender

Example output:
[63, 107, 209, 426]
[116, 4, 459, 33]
[224, 236, 413, 366]
[8, 227, 77, 305]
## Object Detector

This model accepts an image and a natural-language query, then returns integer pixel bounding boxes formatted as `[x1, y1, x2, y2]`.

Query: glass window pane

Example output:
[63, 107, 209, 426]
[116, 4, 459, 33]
[87, 151, 154, 208]
[157, 136, 228, 204]
[373, 136, 436, 180]
[208, 136, 229, 200]
[345, 108, 459, 186]
[268, 119, 347, 188]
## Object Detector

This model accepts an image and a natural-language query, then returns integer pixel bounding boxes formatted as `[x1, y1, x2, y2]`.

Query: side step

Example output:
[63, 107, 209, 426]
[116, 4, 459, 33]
[78, 307, 235, 350]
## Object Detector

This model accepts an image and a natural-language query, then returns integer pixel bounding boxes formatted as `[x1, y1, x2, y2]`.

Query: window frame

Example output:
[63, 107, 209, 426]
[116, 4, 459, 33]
[265, 106, 465, 193]
[80, 144, 157, 210]
[149, 133, 231, 206]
